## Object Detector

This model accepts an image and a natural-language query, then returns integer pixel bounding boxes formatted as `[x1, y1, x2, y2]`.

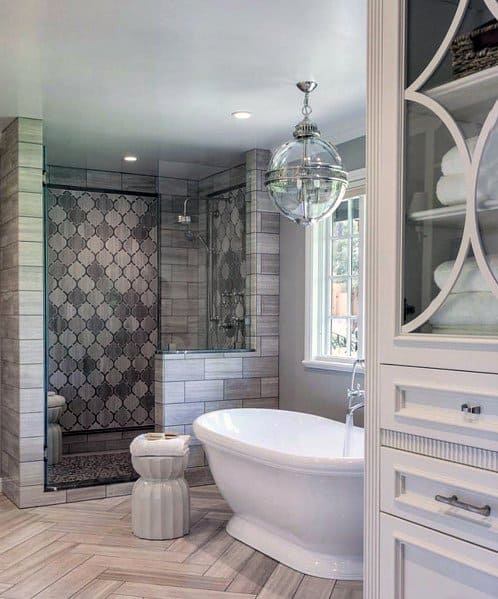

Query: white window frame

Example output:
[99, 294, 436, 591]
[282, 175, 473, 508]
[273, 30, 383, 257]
[303, 168, 366, 372]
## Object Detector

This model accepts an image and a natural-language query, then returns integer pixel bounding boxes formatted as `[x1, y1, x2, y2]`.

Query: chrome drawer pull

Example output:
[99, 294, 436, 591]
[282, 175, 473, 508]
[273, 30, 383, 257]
[435, 494, 491, 517]
[460, 403, 481, 414]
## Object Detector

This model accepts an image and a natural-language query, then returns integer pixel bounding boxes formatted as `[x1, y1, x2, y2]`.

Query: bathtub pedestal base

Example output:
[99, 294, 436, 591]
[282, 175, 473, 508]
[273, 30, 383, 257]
[227, 515, 363, 580]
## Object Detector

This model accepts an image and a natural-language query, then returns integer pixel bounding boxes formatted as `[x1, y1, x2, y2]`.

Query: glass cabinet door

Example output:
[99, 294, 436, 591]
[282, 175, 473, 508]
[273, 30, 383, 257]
[402, 0, 498, 336]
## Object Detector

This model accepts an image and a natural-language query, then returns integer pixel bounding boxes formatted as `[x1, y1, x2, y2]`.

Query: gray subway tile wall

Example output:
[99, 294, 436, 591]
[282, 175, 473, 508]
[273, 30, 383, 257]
[156, 351, 278, 480]
[0, 117, 45, 508]
[156, 149, 280, 479]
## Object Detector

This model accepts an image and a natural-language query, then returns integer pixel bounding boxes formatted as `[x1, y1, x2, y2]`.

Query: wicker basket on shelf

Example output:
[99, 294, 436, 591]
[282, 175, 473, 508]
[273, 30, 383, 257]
[451, 19, 498, 79]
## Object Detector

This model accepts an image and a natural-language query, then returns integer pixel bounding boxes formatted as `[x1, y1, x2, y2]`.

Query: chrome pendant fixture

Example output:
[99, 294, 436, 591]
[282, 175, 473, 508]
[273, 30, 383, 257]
[265, 81, 348, 226]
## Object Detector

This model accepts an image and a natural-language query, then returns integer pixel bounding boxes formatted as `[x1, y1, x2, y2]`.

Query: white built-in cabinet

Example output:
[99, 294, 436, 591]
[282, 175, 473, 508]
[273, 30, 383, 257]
[366, 1, 498, 597]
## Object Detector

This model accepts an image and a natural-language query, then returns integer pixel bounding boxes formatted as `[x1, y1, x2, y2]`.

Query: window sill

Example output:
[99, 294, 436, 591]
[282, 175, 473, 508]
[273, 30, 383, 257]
[302, 359, 365, 373]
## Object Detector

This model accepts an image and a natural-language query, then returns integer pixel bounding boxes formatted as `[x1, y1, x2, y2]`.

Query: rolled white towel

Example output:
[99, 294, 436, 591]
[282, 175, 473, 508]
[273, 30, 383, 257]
[130, 433, 190, 457]
[430, 291, 498, 327]
[436, 175, 492, 207]
[436, 174, 467, 206]
[434, 255, 498, 293]
[441, 137, 478, 175]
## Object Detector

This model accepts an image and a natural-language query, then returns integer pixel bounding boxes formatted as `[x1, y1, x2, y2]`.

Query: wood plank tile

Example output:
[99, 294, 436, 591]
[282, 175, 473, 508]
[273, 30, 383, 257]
[33, 556, 108, 599]
[226, 551, 278, 594]
[71, 544, 187, 563]
[203, 511, 232, 521]
[190, 485, 220, 497]
[98, 570, 230, 592]
[33, 507, 124, 523]
[186, 529, 234, 566]
[204, 539, 254, 580]
[167, 517, 223, 557]
[190, 497, 231, 512]
[331, 580, 363, 599]
[0, 520, 53, 554]
[115, 581, 256, 599]
[0, 484, 348, 599]
[294, 575, 337, 599]
[71, 579, 123, 599]
[0, 541, 75, 585]
[45, 521, 133, 535]
[0, 529, 64, 570]
[2, 551, 91, 598]
[0, 583, 13, 592]
[59, 532, 172, 550]
[189, 509, 207, 526]
[257, 564, 304, 599]
[90, 555, 206, 576]
[54, 496, 126, 513]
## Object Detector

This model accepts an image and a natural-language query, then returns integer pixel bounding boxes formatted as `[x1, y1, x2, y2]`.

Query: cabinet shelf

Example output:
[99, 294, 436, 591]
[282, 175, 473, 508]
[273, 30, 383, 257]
[424, 66, 498, 122]
[409, 202, 498, 229]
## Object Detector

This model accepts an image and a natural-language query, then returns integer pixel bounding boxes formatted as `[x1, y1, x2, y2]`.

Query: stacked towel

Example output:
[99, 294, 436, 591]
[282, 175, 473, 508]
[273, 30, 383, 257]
[431, 255, 498, 331]
[430, 291, 498, 328]
[434, 255, 498, 293]
[130, 433, 190, 457]
[436, 133, 498, 207]
[441, 137, 478, 175]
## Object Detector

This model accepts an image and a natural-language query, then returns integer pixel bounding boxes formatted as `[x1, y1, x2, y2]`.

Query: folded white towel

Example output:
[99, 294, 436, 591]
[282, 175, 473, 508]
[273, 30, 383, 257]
[434, 255, 498, 293]
[430, 291, 498, 327]
[130, 433, 190, 457]
[47, 394, 65, 408]
[441, 137, 478, 175]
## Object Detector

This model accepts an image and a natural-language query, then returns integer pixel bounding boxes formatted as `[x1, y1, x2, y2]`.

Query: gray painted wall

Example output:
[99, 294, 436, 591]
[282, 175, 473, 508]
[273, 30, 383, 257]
[279, 136, 366, 425]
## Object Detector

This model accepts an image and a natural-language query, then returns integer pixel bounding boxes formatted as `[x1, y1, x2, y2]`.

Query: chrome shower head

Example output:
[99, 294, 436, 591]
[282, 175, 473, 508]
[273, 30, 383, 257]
[177, 198, 192, 224]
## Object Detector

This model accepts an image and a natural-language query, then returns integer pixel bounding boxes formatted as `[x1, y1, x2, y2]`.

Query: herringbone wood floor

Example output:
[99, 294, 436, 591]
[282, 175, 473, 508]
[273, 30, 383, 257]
[0, 485, 362, 598]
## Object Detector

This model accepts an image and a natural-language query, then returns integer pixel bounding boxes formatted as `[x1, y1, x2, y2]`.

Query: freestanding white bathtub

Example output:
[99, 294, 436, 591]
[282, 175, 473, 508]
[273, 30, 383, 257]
[193, 408, 364, 579]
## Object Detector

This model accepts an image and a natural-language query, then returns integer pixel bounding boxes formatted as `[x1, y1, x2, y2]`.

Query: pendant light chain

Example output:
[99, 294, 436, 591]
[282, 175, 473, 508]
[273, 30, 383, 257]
[302, 92, 313, 117]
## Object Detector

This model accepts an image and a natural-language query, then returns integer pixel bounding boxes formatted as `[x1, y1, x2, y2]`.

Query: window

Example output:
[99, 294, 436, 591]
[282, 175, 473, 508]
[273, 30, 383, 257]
[304, 169, 365, 371]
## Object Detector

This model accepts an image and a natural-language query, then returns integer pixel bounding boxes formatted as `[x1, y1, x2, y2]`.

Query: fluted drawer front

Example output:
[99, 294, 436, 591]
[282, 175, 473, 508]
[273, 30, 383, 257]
[380, 364, 498, 452]
[381, 447, 498, 552]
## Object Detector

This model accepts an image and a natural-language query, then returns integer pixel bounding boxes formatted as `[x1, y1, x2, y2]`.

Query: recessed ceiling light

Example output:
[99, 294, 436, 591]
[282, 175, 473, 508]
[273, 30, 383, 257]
[231, 111, 252, 120]
[123, 155, 138, 162]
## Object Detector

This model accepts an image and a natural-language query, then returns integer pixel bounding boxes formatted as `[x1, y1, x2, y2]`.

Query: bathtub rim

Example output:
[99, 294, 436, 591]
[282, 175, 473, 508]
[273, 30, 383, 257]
[193, 409, 364, 475]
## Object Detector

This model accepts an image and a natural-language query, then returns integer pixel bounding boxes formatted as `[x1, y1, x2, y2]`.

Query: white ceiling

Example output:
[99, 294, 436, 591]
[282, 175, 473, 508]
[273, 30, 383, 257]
[0, 0, 366, 177]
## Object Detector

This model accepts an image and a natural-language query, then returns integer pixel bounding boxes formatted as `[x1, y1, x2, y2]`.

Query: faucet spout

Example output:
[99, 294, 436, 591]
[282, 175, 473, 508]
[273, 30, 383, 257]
[347, 401, 365, 417]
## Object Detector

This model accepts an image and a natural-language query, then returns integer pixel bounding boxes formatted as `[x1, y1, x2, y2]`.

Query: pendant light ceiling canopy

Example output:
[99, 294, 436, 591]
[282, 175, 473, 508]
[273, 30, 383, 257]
[265, 81, 349, 226]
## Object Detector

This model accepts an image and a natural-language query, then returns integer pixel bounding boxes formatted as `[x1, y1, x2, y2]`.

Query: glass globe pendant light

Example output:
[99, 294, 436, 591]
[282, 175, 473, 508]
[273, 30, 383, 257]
[265, 81, 348, 226]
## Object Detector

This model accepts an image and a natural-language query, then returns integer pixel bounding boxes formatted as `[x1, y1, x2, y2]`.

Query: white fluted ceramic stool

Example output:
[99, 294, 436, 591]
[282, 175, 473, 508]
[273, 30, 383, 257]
[130, 434, 191, 540]
[47, 392, 65, 465]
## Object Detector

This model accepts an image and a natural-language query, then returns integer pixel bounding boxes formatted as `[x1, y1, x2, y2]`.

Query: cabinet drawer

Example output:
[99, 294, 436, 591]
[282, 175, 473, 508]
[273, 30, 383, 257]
[381, 447, 498, 552]
[380, 513, 498, 599]
[380, 364, 498, 452]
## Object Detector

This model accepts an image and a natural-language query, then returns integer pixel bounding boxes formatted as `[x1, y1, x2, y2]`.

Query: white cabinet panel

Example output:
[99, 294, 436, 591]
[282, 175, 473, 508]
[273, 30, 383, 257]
[380, 364, 498, 452]
[380, 513, 498, 599]
[381, 447, 498, 551]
